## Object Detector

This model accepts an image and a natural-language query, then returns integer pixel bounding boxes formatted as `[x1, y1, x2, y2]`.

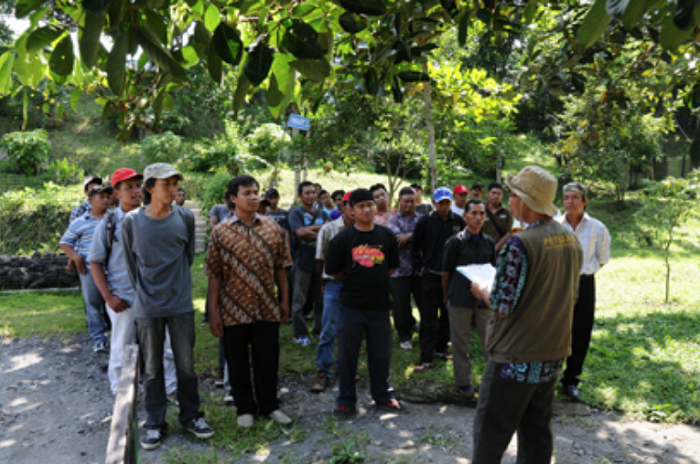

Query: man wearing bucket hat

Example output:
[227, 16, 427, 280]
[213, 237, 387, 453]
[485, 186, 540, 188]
[557, 182, 610, 401]
[122, 163, 214, 449]
[471, 166, 583, 463]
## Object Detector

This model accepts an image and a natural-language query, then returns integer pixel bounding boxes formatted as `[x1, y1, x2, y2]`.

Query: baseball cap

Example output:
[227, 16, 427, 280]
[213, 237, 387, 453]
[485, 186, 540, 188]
[471, 181, 485, 190]
[563, 182, 587, 200]
[432, 187, 453, 202]
[453, 184, 469, 195]
[410, 182, 422, 190]
[265, 188, 280, 198]
[349, 189, 374, 207]
[342, 190, 353, 203]
[83, 176, 103, 192]
[88, 185, 114, 197]
[110, 168, 143, 188]
[143, 163, 184, 183]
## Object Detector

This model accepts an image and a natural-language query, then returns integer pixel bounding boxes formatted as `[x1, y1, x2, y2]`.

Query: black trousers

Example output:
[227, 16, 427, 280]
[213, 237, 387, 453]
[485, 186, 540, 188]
[223, 322, 280, 416]
[473, 360, 556, 464]
[418, 272, 450, 364]
[561, 274, 595, 387]
[389, 274, 420, 343]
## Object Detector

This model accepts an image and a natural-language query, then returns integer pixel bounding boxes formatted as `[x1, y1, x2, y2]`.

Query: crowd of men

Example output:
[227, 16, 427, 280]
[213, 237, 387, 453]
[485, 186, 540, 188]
[60, 164, 610, 461]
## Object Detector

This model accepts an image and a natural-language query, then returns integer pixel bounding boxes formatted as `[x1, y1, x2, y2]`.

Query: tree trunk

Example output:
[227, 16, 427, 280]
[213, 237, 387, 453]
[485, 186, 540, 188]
[422, 62, 437, 193]
[293, 127, 300, 196]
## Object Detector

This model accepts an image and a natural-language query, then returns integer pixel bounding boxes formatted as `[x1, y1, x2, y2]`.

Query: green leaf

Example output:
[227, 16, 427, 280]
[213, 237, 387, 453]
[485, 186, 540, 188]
[267, 73, 283, 107]
[395, 40, 412, 63]
[364, 68, 378, 95]
[207, 43, 223, 85]
[281, 20, 325, 60]
[162, 94, 174, 112]
[606, 0, 629, 17]
[660, 9, 693, 49]
[108, 0, 129, 27]
[26, 24, 68, 53]
[458, 10, 469, 44]
[107, 32, 128, 95]
[80, 12, 104, 69]
[49, 35, 74, 76]
[0, 51, 15, 95]
[523, 0, 538, 23]
[70, 87, 82, 112]
[204, 4, 221, 32]
[83, 0, 112, 15]
[673, 0, 700, 30]
[102, 102, 115, 122]
[56, 103, 64, 119]
[391, 75, 403, 103]
[290, 59, 331, 82]
[194, 21, 212, 43]
[233, 73, 250, 119]
[579, 0, 611, 49]
[398, 71, 429, 82]
[622, 0, 651, 29]
[244, 42, 274, 87]
[339, 0, 387, 16]
[14, 50, 45, 87]
[180, 45, 199, 66]
[136, 27, 188, 77]
[338, 12, 366, 33]
[23, 89, 29, 128]
[15, 0, 45, 18]
[144, 10, 168, 45]
[212, 23, 243, 65]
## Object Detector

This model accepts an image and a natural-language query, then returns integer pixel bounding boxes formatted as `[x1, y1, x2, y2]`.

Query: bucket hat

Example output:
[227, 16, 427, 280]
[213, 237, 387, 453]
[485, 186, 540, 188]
[506, 166, 559, 217]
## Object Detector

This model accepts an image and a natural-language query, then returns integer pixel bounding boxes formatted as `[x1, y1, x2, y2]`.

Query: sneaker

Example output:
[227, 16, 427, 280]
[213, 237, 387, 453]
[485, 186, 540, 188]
[399, 340, 413, 350]
[377, 398, 408, 413]
[167, 391, 179, 405]
[565, 384, 581, 402]
[93, 341, 106, 353]
[294, 336, 311, 347]
[268, 409, 292, 426]
[224, 393, 234, 403]
[413, 362, 435, 373]
[237, 413, 254, 428]
[310, 372, 330, 393]
[214, 379, 225, 388]
[435, 351, 453, 361]
[183, 417, 214, 439]
[141, 428, 162, 450]
[459, 385, 475, 398]
[333, 405, 356, 420]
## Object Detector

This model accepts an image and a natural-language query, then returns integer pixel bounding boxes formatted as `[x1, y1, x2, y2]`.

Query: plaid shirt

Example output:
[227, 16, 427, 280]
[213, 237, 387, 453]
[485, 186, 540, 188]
[205, 214, 292, 326]
[388, 210, 421, 277]
[557, 212, 610, 275]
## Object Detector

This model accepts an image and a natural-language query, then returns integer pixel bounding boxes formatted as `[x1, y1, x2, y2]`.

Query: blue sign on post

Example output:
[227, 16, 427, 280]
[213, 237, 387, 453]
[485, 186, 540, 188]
[287, 113, 312, 131]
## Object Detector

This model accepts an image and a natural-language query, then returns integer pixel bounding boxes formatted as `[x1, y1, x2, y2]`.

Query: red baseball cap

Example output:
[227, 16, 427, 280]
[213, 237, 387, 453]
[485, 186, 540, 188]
[453, 184, 469, 194]
[110, 168, 143, 187]
[342, 190, 353, 202]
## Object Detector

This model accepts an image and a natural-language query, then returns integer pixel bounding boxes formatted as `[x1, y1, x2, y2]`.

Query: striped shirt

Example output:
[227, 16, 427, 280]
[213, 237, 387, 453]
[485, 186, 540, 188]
[316, 216, 350, 279]
[557, 212, 610, 275]
[69, 200, 92, 225]
[60, 213, 101, 268]
[205, 213, 292, 326]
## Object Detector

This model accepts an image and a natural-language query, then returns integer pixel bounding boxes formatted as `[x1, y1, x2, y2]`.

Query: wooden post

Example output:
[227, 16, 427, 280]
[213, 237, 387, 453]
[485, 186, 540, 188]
[293, 127, 300, 194]
[105, 344, 140, 464]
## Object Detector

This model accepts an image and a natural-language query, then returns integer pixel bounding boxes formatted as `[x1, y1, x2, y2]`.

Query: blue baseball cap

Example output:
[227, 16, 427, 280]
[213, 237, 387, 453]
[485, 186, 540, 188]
[432, 187, 453, 202]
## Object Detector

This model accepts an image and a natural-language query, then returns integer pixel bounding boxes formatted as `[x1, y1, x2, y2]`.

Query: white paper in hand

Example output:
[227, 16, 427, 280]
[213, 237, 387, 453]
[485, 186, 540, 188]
[456, 264, 496, 292]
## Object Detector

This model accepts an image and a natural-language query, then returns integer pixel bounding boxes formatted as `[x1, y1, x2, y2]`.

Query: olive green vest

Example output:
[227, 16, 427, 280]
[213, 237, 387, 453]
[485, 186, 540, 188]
[486, 221, 583, 363]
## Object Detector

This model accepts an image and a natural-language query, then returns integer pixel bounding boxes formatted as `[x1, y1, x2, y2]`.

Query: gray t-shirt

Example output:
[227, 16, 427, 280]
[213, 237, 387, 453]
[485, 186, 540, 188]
[122, 205, 195, 318]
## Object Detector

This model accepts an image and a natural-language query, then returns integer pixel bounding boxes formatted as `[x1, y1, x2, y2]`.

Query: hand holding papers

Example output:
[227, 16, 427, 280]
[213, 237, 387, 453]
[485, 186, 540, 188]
[458, 264, 496, 303]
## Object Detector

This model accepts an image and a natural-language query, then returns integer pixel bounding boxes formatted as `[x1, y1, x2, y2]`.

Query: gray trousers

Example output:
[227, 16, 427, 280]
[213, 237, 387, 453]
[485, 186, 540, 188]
[447, 302, 490, 388]
[473, 360, 557, 464]
[291, 266, 323, 339]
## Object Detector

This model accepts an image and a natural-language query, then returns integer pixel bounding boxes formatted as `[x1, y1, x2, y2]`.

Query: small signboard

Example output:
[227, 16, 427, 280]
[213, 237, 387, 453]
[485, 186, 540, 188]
[287, 113, 312, 131]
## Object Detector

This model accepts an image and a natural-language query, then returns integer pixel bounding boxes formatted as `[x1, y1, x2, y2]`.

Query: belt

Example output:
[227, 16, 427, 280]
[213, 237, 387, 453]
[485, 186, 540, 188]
[580, 274, 594, 279]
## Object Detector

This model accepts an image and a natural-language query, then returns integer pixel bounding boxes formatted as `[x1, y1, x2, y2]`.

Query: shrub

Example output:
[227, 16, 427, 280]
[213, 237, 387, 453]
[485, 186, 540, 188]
[201, 171, 232, 216]
[141, 131, 183, 164]
[0, 129, 51, 175]
[47, 158, 84, 186]
[247, 123, 292, 164]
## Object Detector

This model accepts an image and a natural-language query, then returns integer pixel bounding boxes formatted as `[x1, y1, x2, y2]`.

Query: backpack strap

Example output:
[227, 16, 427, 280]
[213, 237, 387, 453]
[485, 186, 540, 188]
[485, 208, 506, 238]
[103, 211, 117, 267]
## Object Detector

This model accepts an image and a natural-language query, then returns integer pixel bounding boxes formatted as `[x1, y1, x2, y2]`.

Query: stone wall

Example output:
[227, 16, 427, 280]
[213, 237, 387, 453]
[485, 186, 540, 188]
[0, 253, 79, 290]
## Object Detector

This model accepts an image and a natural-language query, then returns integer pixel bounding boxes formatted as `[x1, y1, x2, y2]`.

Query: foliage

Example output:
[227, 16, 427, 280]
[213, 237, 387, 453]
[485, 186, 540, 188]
[0, 129, 50, 175]
[634, 170, 700, 303]
[0, 181, 82, 255]
[247, 123, 292, 164]
[330, 440, 365, 464]
[140, 131, 183, 164]
[201, 171, 232, 218]
[46, 157, 84, 186]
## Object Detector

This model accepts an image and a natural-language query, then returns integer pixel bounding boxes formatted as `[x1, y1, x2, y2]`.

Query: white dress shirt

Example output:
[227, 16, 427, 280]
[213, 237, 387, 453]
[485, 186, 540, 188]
[557, 212, 611, 275]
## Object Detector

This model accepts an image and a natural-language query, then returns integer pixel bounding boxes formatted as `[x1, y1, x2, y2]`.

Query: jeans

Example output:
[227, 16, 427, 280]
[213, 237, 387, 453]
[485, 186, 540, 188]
[562, 274, 596, 387]
[336, 306, 393, 408]
[316, 280, 342, 378]
[136, 311, 201, 430]
[79, 270, 109, 345]
[222, 322, 280, 415]
[291, 267, 323, 338]
[389, 275, 421, 343]
[473, 360, 557, 464]
[419, 272, 451, 364]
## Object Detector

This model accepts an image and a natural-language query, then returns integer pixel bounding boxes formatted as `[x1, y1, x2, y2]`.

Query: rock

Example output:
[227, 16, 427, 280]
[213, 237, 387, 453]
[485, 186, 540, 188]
[395, 382, 478, 407]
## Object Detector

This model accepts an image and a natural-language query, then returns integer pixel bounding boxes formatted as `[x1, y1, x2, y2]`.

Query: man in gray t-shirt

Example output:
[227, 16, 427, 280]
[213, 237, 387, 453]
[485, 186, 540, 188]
[122, 163, 214, 451]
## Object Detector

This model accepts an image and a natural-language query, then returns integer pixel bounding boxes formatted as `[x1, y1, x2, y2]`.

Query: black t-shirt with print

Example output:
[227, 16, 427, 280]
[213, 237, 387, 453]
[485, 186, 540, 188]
[325, 224, 399, 311]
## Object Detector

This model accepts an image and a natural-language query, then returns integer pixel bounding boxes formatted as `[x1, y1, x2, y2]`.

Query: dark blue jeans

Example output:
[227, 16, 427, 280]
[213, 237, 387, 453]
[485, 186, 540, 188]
[336, 306, 393, 408]
[316, 280, 342, 378]
[136, 311, 202, 430]
[79, 270, 109, 345]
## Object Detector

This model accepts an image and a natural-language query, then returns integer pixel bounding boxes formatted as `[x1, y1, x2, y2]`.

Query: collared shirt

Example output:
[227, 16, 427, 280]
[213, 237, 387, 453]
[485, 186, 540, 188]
[451, 204, 465, 216]
[489, 220, 564, 384]
[412, 210, 466, 273]
[373, 209, 397, 227]
[442, 229, 496, 308]
[61, 212, 102, 268]
[482, 204, 514, 243]
[69, 200, 92, 225]
[557, 212, 611, 275]
[316, 216, 350, 279]
[89, 206, 134, 300]
[387, 210, 421, 277]
[205, 214, 292, 326]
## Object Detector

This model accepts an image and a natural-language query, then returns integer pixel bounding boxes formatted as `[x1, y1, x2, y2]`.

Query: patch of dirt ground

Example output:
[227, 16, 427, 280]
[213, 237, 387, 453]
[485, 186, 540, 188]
[1, 335, 699, 464]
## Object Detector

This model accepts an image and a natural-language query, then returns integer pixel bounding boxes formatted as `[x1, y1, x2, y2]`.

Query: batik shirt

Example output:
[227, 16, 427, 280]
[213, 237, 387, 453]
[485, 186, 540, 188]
[387, 211, 421, 277]
[489, 220, 564, 384]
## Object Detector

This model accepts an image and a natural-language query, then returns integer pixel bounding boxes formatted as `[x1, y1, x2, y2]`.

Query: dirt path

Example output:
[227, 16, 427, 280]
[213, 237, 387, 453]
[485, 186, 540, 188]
[2, 335, 699, 464]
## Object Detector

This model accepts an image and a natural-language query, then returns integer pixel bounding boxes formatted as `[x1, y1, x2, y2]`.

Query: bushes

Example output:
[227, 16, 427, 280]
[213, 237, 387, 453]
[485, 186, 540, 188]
[0, 129, 51, 175]
[141, 131, 183, 164]
[0, 182, 82, 255]
[47, 158, 84, 186]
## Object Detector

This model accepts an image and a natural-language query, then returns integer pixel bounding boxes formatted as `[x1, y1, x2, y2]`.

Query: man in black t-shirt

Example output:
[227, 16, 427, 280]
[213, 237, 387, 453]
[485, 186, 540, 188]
[325, 189, 405, 419]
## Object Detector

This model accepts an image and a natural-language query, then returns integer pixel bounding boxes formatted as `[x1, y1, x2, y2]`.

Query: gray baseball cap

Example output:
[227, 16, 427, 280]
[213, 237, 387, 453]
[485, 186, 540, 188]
[143, 163, 184, 183]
